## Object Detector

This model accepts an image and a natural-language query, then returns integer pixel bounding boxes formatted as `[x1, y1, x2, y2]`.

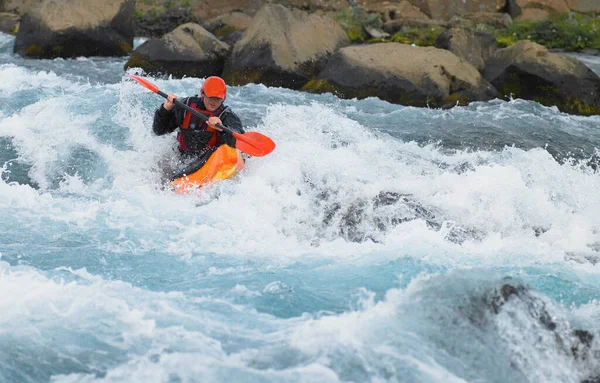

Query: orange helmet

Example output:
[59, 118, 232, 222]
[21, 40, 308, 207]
[201, 76, 227, 99]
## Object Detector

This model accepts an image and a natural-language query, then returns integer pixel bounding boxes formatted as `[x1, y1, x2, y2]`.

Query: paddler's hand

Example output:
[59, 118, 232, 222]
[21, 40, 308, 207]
[163, 94, 177, 111]
[207, 116, 223, 129]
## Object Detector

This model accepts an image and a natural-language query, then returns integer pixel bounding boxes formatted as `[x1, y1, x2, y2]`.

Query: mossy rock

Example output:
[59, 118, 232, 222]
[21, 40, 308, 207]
[335, 5, 381, 43]
[24, 44, 41, 56]
[125, 53, 147, 68]
[443, 92, 470, 107]
[564, 97, 600, 116]
[492, 12, 600, 52]
[496, 36, 515, 48]
[222, 70, 263, 86]
[117, 40, 133, 54]
[303, 78, 445, 108]
[390, 26, 447, 47]
[496, 73, 600, 116]
[301, 79, 339, 95]
[214, 25, 237, 38]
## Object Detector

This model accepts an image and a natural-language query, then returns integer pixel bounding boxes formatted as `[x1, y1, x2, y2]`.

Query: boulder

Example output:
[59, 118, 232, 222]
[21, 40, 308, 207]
[506, 0, 570, 19]
[203, 10, 251, 46]
[483, 40, 600, 115]
[410, 0, 507, 20]
[134, 6, 197, 38]
[204, 11, 251, 35]
[124, 23, 229, 78]
[222, 4, 350, 89]
[303, 43, 498, 108]
[13, 0, 134, 59]
[566, 0, 600, 13]
[435, 28, 498, 72]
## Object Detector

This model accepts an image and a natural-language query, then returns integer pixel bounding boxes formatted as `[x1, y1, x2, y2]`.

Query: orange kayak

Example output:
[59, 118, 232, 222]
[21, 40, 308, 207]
[169, 145, 244, 194]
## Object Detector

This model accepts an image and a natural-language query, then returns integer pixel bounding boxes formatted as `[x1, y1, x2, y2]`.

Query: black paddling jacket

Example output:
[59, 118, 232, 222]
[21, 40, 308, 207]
[152, 96, 244, 153]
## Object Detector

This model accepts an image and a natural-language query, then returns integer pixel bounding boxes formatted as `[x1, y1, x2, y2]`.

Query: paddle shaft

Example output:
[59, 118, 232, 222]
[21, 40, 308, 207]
[157, 90, 232, 135]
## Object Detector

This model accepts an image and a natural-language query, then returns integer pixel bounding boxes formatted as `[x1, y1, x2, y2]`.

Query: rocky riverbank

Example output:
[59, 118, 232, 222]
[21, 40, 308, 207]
[1, 0, 600, 115]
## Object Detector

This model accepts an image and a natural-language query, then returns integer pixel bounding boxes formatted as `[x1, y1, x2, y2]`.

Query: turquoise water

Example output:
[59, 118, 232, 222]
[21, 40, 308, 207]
[1, 32, 600, 382]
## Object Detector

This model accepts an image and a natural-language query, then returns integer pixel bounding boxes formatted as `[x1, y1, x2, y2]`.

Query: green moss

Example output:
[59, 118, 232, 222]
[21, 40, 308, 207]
[24, 44, 42, 56]
[166, 0, 191, 8]
[492, 12, 600, 52]
[496, 35, 516, 48]
[8, 25, 18, 35]
[443, 92, 469, 106]
[564, 97, 600, 115]
[124, 53, 148, 69]
[389, 26, 447, 47]
[52, 45, 63, 54]
[497, 72, 522, 98]
[222, 70, 263, 86]
[531, 95, 600, 115]
[335, 4, 381, 43]
[214, 25, 237, 38]
[346, 29, 365, 43]
[301, 79, 339, 94]
[117, 40, 133, 54]
[389, 35, 411, 44]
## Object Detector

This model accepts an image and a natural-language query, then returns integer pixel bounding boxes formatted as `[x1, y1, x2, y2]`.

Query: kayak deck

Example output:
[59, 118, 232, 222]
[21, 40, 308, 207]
[169, 145, 244, 194]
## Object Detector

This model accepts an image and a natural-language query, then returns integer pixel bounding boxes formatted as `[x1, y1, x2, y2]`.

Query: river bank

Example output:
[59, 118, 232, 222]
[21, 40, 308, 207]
[2, 0, 600, 115]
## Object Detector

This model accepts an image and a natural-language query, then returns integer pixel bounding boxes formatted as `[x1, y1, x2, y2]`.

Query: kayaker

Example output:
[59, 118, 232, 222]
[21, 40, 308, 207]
[152, 76, 244, 179]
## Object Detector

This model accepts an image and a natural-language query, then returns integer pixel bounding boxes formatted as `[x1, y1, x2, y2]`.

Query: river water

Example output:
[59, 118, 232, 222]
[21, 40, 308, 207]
[1, 33, 600, 382]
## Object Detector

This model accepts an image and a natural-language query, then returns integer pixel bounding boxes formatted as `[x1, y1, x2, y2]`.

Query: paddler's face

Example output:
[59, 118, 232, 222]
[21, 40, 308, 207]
[202, 92, 224, 112]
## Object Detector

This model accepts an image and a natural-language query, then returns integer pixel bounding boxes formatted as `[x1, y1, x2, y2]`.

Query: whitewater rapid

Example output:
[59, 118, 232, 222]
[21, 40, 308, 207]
[1, 32, 600, 382]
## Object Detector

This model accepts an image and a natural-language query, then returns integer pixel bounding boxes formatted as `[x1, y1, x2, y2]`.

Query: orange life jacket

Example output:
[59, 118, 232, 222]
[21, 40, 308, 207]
[177, 102, 229, 152]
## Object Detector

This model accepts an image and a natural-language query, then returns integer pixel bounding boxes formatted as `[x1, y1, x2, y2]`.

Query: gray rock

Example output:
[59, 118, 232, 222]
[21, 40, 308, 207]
[484, 40, 600, 115]
[222, 4, 349, 89]
[13, 0, 134, 59]
[305, 43, 498, 108]
[435, 28, 498, 72]
[124, 23, 229, 78]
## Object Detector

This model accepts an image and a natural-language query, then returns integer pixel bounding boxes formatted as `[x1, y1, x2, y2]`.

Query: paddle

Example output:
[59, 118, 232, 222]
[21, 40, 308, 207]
[128, 74, 276, 157]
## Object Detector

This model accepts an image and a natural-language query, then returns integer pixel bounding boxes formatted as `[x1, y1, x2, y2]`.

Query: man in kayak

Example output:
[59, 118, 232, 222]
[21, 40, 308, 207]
[152, 76, 245, 179]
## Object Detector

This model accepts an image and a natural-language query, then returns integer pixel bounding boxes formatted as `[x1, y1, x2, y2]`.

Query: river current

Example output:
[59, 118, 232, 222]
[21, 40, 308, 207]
[1, 33, 600, 382]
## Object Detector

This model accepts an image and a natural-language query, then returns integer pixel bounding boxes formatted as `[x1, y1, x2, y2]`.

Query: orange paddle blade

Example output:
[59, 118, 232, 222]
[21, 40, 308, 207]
[128, 74, 159, 93]
[233, 131, 276, 157]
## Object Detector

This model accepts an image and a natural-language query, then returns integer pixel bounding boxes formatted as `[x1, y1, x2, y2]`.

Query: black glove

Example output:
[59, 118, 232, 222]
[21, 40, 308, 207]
[219, 130, 237, 148]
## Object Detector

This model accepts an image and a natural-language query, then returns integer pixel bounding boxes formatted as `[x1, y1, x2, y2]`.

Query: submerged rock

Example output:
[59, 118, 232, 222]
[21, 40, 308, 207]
[467, 280, 600, 382]
[315, 189, 485, 244]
